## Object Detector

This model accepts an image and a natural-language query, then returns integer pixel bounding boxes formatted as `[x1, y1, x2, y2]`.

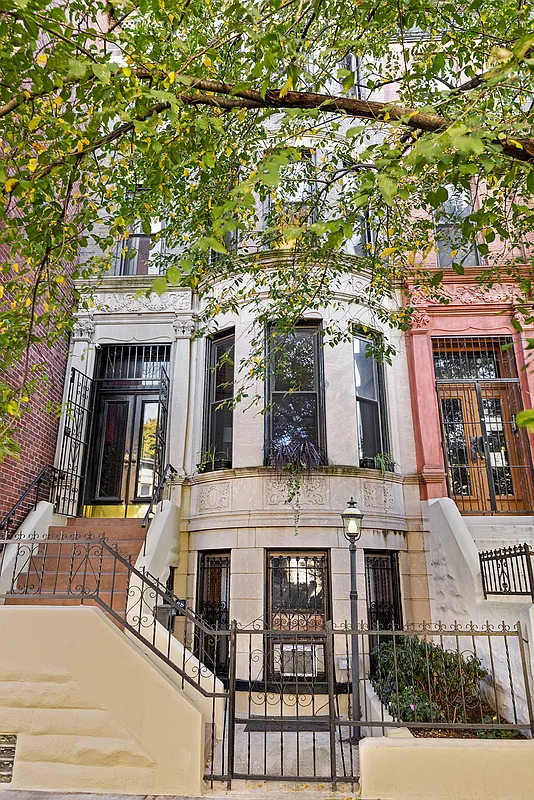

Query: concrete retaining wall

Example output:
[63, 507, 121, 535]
[0, 605, 204, 795]
[360, 736, 534, 800]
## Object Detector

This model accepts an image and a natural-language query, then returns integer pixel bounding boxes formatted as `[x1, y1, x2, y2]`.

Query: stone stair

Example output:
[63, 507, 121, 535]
[465, 516, 534, 551]
[6, 516, 146, 610]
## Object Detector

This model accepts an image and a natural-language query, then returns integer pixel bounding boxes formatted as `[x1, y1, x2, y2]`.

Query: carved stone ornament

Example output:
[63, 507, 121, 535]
[410, 310, 431, 329]
[197, 482, 231, 513]
[363, 481, 398, 511]
[96, 291, 191, 314]
[266, 474, 327, 506]
[73, 315, 95, 341]
[412, 283, 520, 307]
[173, 316, 196, 339]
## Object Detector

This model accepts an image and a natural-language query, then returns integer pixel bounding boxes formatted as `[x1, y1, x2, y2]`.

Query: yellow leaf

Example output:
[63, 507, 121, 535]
[168, 71, 175, 83]
[4, 178, 18, 193]
[383, 110, 390, 121]
[28, 158, 38, 173]
[37, 53, 47, 66]
[0, 286, 4, 299]
[56, 275, 65, 284]
[203, 55, 212, 67]
[226, 146, 233, 157]
[123, 67, 131, 77]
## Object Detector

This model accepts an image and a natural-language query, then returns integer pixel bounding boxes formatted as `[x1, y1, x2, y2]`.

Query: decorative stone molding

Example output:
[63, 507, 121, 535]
[73, 315, 95, 341]
[96, 291, 191, 314]
[363, 481, 398, 512]
[265, 474, 327, 506]
[173, 316, 196, 339]
[197, 482, 231, 513]
[412, 283, 520, 307]
[410, 310, 431, 329]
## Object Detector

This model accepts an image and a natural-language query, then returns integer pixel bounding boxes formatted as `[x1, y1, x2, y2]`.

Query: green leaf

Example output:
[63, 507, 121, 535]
[152, 277, 168, 295]
[68, 59, 87, 79]
[516, 409, 534, 432]
[377, 174, 398, 206]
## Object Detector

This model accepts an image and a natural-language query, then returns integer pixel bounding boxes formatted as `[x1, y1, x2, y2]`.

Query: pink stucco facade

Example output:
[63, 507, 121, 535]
[406, 274, 534, 510]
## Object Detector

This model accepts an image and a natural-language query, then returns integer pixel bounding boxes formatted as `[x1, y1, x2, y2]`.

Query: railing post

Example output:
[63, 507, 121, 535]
[226, 619, 237, 790]
[479, 552, 488, 599]
[324, 620, 338, 790]
[516, 621, 534, 739]
[524, 544, 534, 604]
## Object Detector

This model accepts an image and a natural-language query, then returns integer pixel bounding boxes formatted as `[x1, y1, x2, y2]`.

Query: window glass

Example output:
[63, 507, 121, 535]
[205, 332, 234, 468]
[353, 334, 389, 465]
[268, 324, 324, 457]
[435, 187, 479, 268]
[115, 218, 165, 276]
[268, 552, 328, 630]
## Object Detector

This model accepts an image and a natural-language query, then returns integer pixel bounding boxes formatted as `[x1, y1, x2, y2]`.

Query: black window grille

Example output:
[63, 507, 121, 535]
[435, 187, 480, 268]
[364, 550, 403, 631]
[95, 345, 170, 388]
[266, 322, 326, 463]
[203, 331, 234, 470]
[267, 552, 329, 631]
[353, 333, 390, 468]
[196, 552, 231, 676]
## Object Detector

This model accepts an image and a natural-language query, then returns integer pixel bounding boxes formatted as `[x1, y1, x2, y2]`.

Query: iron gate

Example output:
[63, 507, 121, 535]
[433, 336, 534, 514]
[56, 367, 94, 516]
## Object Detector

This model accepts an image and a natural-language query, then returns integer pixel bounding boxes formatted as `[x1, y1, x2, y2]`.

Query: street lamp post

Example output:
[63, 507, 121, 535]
[341, 497, 364, 743]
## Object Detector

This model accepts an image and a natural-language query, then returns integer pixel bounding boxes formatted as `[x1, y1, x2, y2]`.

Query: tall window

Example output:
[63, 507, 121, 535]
[264, 150, 317, 228]
[204, 331, 235, 470]
[267, 323, 326, 461]
[114, 212, 165, 276]
[353, 334, 389, 468]
[338, 52, 367, 99]
[435, 187, 479, 268]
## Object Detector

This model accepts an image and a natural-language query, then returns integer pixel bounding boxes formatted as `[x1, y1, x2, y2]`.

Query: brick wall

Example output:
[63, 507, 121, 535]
[0, 335, 70, 523]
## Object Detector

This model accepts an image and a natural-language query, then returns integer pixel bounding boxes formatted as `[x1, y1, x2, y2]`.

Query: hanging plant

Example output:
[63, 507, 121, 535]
[268, 441, 325, 533]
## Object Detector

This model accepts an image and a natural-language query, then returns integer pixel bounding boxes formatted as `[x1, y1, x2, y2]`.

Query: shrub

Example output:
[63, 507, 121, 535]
[371, 635, 488, 724]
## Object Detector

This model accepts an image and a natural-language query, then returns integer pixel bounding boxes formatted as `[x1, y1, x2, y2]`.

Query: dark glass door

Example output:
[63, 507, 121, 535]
[86, 392, 159, 511]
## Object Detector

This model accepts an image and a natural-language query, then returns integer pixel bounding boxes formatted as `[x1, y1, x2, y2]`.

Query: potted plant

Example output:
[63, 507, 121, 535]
[197, 447, 232, 473]
[268, 440, 325, 532]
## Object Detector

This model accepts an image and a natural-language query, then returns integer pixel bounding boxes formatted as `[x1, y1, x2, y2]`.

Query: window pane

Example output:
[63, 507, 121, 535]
[213, 339, 234, 402]
[98, 401, 129, 497]
[354, 336, 377, 400]
[209, 402, 233, 462]
[435, 187, 479, 268]
[206, 333, 234, 467]
[269, 553, 327, 629]
[358, 399, 381, 460]
[136, 401, 158, 498]
[273, 329, 316, 391]
[271, 393, 318, 448]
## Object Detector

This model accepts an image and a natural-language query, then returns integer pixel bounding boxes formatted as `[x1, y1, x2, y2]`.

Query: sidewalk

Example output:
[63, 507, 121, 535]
[0, 782, 360, 800]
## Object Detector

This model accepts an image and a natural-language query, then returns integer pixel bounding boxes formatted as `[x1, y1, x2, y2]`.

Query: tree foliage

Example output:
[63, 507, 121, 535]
[1, 0, 534, 456]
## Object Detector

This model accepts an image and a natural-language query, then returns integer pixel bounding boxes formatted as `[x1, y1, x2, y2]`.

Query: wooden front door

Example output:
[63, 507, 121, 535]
[434, 337, 534, 514]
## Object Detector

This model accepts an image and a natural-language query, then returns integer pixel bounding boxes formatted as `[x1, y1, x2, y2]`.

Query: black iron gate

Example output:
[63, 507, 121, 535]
[56, 367, 94, 516]
[155, 366, 170, 488]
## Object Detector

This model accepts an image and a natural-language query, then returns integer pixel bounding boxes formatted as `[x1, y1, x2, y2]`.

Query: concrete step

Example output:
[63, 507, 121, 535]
[16, 733, 154, 768]
[65, 517, 146, 529]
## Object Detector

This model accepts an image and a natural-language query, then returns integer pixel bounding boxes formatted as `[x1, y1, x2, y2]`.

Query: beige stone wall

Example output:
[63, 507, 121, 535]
[360, 736, 534, 800]
[0, 606, 204, 795]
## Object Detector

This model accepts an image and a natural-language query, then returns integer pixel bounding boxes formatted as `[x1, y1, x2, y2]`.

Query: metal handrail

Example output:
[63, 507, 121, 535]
[0, 464, 59, 533]
[142, 463, 177, 529]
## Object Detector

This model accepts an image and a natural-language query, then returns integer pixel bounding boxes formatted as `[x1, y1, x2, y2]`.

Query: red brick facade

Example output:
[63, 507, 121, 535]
[0, 335, 70, 522]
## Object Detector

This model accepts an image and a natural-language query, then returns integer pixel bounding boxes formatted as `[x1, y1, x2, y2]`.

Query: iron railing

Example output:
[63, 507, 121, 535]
[142, 462, 177, 530]
[1, 538, 533, 789]
[0, 463, 83, 538]
[1, 465, 59, 536]
[480, 543, 534, 601]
